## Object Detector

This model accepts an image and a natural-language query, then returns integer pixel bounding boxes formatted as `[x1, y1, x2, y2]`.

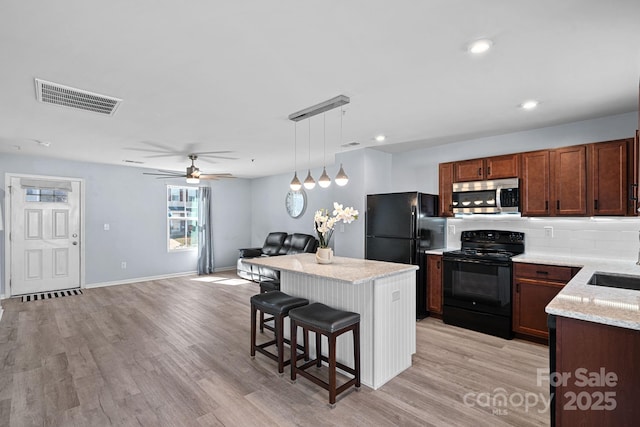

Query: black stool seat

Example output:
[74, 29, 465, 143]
[250, 291, 309, 374]
[289, 303, 360, 332]
[289, 302, 361, 406]
[251, 291, 307, 315]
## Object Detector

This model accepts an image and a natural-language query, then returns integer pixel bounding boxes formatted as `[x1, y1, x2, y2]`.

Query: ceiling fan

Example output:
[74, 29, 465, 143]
[143, 154, 234, 183]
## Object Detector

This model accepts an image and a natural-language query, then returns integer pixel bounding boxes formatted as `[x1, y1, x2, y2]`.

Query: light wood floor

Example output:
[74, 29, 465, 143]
[0, 272, 550, 426]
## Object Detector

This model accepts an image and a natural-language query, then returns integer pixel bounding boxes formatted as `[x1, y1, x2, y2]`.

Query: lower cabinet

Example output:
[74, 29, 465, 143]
[513, 262, 579, 339]
[426, 254, 443, 316]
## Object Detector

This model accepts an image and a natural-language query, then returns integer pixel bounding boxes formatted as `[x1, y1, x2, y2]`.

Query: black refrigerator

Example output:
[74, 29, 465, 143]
[365, 192, 445, 319]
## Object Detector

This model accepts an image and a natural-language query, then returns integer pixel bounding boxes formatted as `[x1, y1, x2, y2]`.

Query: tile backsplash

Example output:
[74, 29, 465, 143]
[446, 216, 640, 261]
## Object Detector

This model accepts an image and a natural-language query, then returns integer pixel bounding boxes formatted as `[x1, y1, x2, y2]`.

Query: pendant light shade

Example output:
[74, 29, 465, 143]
[290, 172, 302, 191]
[335, 163, 349, 186]
[318, 167, 331, 188]
[303, 170, 316, 189]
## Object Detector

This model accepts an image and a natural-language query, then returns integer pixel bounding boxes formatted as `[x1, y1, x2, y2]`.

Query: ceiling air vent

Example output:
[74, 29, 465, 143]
[35, 78, 122, 116]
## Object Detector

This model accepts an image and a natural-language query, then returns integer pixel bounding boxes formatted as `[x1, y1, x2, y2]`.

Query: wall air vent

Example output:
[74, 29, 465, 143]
[35, 78, 122, 116]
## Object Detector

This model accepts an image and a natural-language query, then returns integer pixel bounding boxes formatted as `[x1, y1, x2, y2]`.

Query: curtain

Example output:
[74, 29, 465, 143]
[197, 186, 215, 274]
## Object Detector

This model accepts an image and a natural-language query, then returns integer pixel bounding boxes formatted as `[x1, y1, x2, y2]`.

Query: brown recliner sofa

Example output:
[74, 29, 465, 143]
[237, 232, 319, 282]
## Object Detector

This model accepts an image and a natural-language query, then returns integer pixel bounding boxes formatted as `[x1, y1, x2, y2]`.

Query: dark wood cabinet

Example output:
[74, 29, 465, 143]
[551, 145, 588, 216]
[426, 254, 443, 316]
[453, 154, 519, 182]
[554, 316, 640, 426]
[485, 154, 520, 179]
[513, 263, 578, 340]
[521, 150, 551, 216]
[590, 139, 629, 216]
[438, 163, 454, 217]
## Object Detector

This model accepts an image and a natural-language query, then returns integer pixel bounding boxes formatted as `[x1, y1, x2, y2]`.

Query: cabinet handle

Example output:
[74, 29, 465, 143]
[516, 283, 520, 293]
[536, 270, 549, 275]
[437, 261, 441, 269]
[545, 200, 549, 211]
[556, 200, 560, 210]
[478, 167, 482, 176]
[487, 166, 491, 176]
[594, 199, 599, 210]
[629, 183, 638, 201]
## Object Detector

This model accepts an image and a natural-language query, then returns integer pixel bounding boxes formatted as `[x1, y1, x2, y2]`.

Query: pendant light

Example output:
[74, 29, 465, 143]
[318, 112, 331, 188]
[289, 121, 302, 191]
[335, 106, 349, 186]
[303, 117, 316, 190]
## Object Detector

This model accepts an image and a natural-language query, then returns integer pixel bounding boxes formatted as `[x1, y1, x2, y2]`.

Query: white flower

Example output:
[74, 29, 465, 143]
[314, 202, 359, 248]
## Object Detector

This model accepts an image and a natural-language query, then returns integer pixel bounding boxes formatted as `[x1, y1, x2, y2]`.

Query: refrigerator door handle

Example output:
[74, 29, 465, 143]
[411, 205, 416, 238]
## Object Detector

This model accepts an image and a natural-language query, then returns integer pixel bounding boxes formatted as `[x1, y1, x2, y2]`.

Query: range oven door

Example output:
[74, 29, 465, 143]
[442, 257, 512, 316]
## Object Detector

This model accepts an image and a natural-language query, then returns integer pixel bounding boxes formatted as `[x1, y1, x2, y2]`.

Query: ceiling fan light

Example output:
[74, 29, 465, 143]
[335, 164, 349, 186]
[303, 170, 316, 190]
[318, 167, 331, 188]
[290, 172, 302, 191]
[186, 177, 200, 184]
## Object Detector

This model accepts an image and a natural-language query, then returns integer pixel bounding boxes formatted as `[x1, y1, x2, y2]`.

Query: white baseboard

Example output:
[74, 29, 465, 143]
[85, 271, 197, 289]
[84, 267, 236, 290]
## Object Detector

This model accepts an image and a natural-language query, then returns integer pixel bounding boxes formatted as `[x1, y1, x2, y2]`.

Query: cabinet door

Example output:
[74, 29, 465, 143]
[552, 145, 587, 216]
[591, 139, 628, 215]
[426, 255, 443, 315]
[521, 150, 551, 216]
[628, 132, 639, 215]
[453, 158, 484, 182]
[438, 162, 454, 217]
[513, 278, 563, 339]
[485, 154, 519, 179]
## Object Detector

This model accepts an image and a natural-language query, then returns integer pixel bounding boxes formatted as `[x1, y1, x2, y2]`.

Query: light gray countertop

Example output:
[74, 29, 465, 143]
[243, 253, 418, 285]
[514, 254, 640, 330]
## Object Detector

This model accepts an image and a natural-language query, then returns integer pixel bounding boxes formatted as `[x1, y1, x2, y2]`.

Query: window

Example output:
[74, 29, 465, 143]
[25, 188, 68, 203]
[167, 185, 199, 251]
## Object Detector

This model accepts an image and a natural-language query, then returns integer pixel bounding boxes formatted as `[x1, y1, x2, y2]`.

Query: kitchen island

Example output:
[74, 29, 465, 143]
[244, 253, 418, 389]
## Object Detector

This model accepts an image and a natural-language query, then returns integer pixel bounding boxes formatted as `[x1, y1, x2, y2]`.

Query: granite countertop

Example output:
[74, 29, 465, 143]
[243, 253, 418, 285]
[513, 254, 640, 330]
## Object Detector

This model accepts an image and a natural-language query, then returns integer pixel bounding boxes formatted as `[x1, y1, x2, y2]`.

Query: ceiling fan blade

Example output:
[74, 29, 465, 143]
[143, 172, 185, 177]
[199, 174, 235, 180]
[152, 175, 188, 179]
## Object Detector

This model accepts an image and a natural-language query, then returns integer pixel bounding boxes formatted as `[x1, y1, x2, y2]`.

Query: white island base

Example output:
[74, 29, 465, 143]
[245, 253, 417, 389]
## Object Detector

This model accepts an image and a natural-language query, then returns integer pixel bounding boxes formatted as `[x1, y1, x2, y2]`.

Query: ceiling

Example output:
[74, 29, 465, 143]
[1, 0, 639, 179]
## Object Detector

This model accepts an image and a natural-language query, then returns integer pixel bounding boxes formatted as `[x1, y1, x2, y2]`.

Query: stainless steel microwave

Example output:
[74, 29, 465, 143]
[452, 178, 519, 214]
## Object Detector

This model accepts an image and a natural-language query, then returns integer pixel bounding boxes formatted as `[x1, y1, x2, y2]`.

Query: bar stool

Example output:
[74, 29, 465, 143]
[258, 280, 280, 333]
[250, 291, 309, 374]
[289, 302, 361, 406]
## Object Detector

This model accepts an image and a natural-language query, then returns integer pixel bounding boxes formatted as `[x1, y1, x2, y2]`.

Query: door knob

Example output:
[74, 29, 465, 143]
[72, 241, 78, 245]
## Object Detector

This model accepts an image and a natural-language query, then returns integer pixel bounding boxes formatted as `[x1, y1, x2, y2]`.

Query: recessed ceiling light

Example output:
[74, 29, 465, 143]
[520, 100, 539, 110]
[375, 134, 386, 143]
[468, 39, 493, 54]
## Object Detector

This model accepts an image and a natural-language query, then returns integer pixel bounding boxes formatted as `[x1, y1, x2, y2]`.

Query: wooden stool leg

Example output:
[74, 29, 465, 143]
[315, 332, 322, 367]
[328, 333, 337, 405]
[303, 327, 309, 361]
[276, 314, 285, 374]
[250, 303, 257, 358]
[354, 325, 361, 388]
[290, 318, 298, 381]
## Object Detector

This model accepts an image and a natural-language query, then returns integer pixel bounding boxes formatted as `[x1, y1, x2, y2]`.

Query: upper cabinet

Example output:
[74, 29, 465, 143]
[590, 138, 630, 216]
[521, 150, 551, 216]
[551, 145, 588, 216]
[439, 162, 454, 217]
[453, 154, 520, 182]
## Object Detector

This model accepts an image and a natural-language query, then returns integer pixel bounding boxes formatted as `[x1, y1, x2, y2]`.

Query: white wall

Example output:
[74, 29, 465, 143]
[0, 153, 252, 296]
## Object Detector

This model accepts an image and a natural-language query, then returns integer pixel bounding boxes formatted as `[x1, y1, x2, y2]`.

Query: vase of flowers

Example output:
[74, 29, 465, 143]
[314, 202, 359, 264]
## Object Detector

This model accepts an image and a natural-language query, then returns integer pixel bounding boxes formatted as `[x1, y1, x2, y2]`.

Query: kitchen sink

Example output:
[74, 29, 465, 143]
[587, 272, 640, 291]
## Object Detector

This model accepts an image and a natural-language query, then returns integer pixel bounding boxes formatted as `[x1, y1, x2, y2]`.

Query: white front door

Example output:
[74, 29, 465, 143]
[10, 177, 81, 295]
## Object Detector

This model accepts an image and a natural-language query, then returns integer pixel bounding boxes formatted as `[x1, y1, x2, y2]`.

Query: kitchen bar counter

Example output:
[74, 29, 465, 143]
[513, 254, 640, 331]
[244, 253, 418, 389]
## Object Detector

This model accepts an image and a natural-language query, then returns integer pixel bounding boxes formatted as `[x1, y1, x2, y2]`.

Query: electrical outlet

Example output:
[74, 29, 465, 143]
[544, 226, 554, 238]
[121, 261, 127, 269]
[448, 225, 456, 235]
[103, 223, 110, 231]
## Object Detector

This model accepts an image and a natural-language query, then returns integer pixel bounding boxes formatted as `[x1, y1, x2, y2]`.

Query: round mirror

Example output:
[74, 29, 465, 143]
[285, 189, 306, 218]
